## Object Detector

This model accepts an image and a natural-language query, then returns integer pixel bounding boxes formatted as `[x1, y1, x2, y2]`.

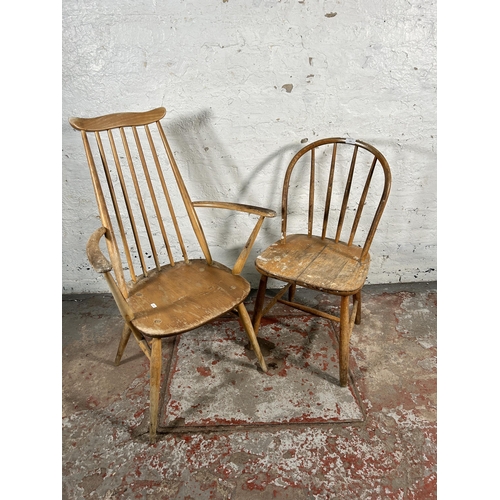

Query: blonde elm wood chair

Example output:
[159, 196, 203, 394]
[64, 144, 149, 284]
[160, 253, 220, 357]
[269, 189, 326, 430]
[251, 138, 391, 387]
[69, 107, 275, 442]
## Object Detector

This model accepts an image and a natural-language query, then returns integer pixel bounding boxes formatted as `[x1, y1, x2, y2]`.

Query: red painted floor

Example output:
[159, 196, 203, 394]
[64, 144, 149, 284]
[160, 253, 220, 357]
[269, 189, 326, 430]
[63, 282, 436, 499]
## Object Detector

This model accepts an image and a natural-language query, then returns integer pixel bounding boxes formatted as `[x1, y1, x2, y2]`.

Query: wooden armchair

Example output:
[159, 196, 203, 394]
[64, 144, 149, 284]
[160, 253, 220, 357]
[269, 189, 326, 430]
[69, 107, 275, 442]
[251, 138, 391, 387]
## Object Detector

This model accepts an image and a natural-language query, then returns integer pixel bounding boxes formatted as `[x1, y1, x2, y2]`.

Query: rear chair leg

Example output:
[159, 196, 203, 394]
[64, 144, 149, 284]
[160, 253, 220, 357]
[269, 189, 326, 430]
[115, 323, 132, 366]
[354, 291, 361, 325]
[252, 274, 268, 335]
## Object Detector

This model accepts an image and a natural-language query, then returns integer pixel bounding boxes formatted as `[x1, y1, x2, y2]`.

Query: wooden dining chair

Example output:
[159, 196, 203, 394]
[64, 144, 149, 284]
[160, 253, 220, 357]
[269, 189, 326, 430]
[251, 138, 391, 387]
[68, 107, 275, 442]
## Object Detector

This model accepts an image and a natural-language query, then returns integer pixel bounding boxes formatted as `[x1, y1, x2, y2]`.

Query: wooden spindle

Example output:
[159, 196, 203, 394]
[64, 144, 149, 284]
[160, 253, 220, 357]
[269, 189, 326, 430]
[108, 129, 148, 277]
[232, 215, 265, 275]
[82, 131, 129, 296]
[348, 156, 377, 246]
[95, 131, 137, 284]
[361, 195, 391, 260]
[145, 124, 185, 265]
[121, 127, 160, 272]
[322, 143, 337, 239]
[335, 144, 358, 244]
[132, 126, 172, 270]
[308, 148, 315, 236]
[156, 121, 213, 264]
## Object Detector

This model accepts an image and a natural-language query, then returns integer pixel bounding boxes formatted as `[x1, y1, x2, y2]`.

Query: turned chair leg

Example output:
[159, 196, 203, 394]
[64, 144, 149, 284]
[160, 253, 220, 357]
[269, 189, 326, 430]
[339, 296, 351, 387]
[149, 338, 162, 444]
[354, 291, 362, 325]
[238, 303, 268, 373]
[252, 274, 268, 335]
[115, 323, 132, 366]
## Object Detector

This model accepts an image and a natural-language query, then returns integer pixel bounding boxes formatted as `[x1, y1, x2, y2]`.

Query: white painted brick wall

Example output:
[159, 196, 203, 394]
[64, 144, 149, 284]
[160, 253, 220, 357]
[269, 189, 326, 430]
[62, 0, 436, 294]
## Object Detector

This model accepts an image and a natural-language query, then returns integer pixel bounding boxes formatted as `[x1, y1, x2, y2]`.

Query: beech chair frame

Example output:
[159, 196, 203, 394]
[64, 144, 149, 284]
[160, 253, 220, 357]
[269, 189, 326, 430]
[69, 107, 275, 442]
[252, 137, 391, 387]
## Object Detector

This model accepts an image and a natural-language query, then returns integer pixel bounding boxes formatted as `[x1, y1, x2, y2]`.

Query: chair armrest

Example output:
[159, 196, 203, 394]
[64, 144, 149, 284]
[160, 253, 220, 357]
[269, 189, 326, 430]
[193, 201, 276, 219]
[193, 201, 276, 275]
[86, 227, 135, 322]
[86, 227, 112, 273]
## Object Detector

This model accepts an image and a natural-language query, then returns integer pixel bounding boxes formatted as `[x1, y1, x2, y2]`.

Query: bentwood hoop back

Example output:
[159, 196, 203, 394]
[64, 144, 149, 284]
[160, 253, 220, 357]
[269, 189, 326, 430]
[69, 107, 275, 442]
[252, 137, 391, 387]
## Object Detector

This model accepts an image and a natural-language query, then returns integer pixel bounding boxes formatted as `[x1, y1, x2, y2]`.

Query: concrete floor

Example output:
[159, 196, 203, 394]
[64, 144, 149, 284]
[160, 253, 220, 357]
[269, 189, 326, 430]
[62, 281, 436, 499]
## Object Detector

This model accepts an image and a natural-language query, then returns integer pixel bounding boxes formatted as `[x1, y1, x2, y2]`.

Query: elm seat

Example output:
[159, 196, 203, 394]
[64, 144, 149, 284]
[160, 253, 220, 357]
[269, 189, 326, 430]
[256, 234, 370, 295]
[252, 138, 391, 387]
[127, 260, 250, 337]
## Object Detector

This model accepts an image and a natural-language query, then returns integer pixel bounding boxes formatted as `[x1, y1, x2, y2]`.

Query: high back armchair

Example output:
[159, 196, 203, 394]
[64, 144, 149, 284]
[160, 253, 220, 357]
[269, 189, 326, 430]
[69, 107, 275, 442]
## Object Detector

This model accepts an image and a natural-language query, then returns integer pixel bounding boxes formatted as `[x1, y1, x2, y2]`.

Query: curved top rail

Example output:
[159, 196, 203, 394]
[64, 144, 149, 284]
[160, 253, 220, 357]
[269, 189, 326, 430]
[286, 137, 391, 179]
[280, 137, 392, 257]
[69, 107, 167, 132]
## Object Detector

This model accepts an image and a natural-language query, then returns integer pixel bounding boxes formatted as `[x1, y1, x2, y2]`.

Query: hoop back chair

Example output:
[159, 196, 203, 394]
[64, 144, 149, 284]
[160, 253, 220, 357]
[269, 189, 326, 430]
[69, 107, 275, 442]
[252, 138, 391, 387]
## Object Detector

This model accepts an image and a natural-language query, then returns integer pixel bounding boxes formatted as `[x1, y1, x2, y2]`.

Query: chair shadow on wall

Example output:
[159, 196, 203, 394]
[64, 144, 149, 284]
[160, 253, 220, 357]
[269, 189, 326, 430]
[164, 108, 298, 272]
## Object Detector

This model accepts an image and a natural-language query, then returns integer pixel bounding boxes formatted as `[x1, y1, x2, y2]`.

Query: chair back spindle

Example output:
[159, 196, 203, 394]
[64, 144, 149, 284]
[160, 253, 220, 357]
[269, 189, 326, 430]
[308, 148, 315, 237]
[69, 107, 213, 296]
[321, 142, 337, 239]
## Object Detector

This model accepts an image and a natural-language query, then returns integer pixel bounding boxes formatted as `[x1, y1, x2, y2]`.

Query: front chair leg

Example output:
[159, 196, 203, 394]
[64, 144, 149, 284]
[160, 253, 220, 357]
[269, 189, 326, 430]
[149, 338, 162, 444]
[339, 296, 351, 387]
[238, 303, 268, 373]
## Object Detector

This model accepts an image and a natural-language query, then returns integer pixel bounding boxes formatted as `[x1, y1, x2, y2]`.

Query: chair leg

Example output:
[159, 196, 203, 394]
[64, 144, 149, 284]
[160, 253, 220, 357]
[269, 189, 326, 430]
[354, 291, 361, 325]
[149, 338, 162, 444]
[288, 283, 297, 302]
[238, 303, 268, 373]
[130, 325, 152, 361]
[339, 296, 350, 387]
[115, 323, 132, 366]
[252, 274, 268, 335]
